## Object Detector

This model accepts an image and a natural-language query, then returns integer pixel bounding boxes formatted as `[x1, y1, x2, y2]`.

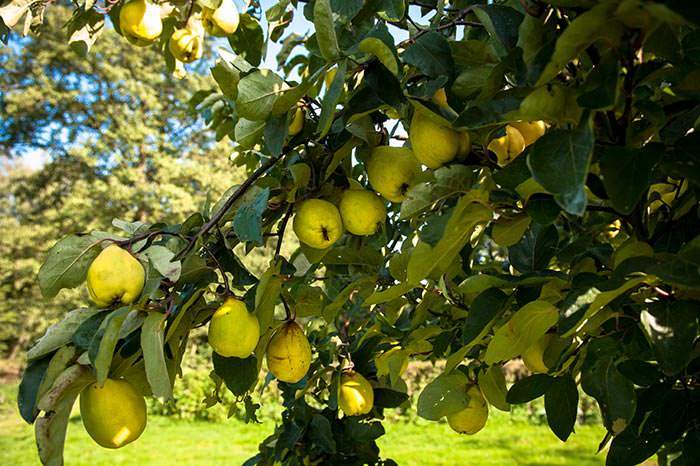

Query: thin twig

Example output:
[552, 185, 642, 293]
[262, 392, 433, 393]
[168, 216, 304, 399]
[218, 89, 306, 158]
[274, 204, 293, 258]
[174, 152, 286, 261]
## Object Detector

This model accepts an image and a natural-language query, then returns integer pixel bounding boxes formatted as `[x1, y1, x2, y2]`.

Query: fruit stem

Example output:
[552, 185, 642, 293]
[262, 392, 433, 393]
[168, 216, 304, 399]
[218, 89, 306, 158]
[281, 295, 293, 321]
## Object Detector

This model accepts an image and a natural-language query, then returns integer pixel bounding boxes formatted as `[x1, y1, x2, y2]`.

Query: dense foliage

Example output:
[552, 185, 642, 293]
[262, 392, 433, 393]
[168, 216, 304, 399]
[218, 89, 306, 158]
[4, 1, 700, 465]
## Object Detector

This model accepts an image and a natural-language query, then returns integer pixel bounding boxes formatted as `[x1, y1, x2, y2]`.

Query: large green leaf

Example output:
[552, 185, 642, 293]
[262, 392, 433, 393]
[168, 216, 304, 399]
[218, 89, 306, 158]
[227, 14, 264, 66]
[89, 307, 130, 385]
[581, 355, 636, 436]
[417, 372, 470, 421]
[18, 355, 51, 423]
[141, 312, 172, 400]
[401, 165, 478, 219]
[641, 301, 698, 376]
[212, 353, 258, 396]
[38, 235, 102, 298]
[527, 123, 595, 215]
[233, 187, 269, 245]
[508, 223, 558, 273]
[27, 308, 101, 361]
[599, 144, 662, 215]
[402, 32, 453, 78]
[484, 300, 559, 364]
[313, 0, 339, 61]
[316, 60, 346, 138]
[479, 365, 510, 412]
[536, 2, 621, 85]
[407, 198, 492, 284]
[236, 70, 286, 121]
[545, 375, 578, 441]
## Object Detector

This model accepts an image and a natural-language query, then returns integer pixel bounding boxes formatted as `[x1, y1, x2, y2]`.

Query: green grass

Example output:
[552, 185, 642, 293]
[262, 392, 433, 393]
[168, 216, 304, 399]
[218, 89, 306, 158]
[1, 383, 609, 466]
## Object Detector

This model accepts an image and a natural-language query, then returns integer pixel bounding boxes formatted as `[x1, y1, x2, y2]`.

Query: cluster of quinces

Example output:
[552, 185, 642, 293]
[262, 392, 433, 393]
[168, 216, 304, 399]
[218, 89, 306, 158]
[118, 0, 239, 64]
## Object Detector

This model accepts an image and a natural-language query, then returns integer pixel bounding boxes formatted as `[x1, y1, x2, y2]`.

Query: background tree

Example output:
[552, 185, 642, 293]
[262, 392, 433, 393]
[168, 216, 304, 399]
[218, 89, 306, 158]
[0, 5, 246, 359]
[3, 1, 700, 466]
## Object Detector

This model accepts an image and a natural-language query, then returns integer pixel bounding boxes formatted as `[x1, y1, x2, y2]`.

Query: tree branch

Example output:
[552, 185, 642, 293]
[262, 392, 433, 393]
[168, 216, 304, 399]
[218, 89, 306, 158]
[174, 152, 286, 261]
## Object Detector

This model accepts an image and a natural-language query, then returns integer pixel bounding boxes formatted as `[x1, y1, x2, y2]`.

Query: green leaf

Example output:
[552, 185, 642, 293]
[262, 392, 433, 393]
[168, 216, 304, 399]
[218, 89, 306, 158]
[264, 113, 287, 156]
[227, 14, 264, 66]
[374, 387, 410, 408]
[407, 198, 492, 284]
[236, 70, 285, 121]
[18, 355, 51, 423]
[473, 5, 524, 56]
[313, 0, 340, 61]
[211, 59, 240, 100]
[560, 276, 647, 337]
[233, 187, 269, 245]
[67, 9, 103, 57]
[484, 300, 559, 364]
[492, 214, 531, 247]
[536, 2, 621, 86]
[234, 118, 265, 149]
[506, 374, 554, 404]
[212, 353, 258, 396]
[545, 375, 578, 441]
[401, 165, 478, 219]
[143, 245, 181, 282]
[527, 123, 595, 215]
[71, 310, 109, 350]
[38, 235, 102, 298]
[35, 365, 94, 466]
[272, 66, 325, 116]
[316, 60, 346, 138]
[599, 144, 663, 215]
[309, 414, 336, 454]
[364, 282, 414, 306]
[255, 263, 282, 332]
[508, 223, 558, 273]
[479, 365, 510, 412]
[141, 312, 172, 400]
[402, 32, 454, 78]
[90, 307, 130, 385]
[461, 288, 509, 348]
[641, 301, 698, 376]
[358, 37, 399, 75]
[27, 308, 101, 361]
[581, 356, 636, 435]
[417, 373, 470, 421]
[376, 0, 405, 22]
[453, 88, 527, 130]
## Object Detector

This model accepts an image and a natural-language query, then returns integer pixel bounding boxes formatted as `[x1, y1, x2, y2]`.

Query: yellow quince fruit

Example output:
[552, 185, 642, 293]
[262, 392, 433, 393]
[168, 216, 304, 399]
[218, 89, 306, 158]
[367, 146, 421, 203]
[339, 371, 374, 416]
[119, 0, 163, 47]
[266, 321, 312, 383]
[447, 385, 488, 434]
[293, 199, 343, 249]
[288, 105, 305, 136]
[168, 27, 203, 63]
[509, 121, 546, 147]
[339, 189, 387, 236]
[80, 378, 147, 449]
[208, 297, 260, 358]
[202, 0, 239, 37]
[87, 244, 144, 308]
[487, 125, 525, 166]
[409, 112, 461, 169]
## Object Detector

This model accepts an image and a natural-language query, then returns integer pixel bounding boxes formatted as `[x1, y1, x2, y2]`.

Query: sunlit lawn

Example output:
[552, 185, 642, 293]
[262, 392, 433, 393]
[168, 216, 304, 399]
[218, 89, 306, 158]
[0, 382, 611, 466]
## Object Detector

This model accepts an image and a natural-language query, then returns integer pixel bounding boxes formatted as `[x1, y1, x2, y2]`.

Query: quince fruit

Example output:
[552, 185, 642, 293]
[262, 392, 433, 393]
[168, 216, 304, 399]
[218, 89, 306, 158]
[208, 298, 260, 358]
[119, 0, 163, 47]
[339, 189, 387, 236]
[168, 27, 203, 63]
[510, 121, 546, 147]
[293, 199, 343, 249]
[487, 125, 525, 165]
[339, 371, 374, 416]
[447, 385, 488, 434]
[202, 0, 239, 37]
[87, 245, 144, 308]
[80, 378, 146, 449]
[409, 112, 461, 169]
[367, 146, 421, 203]
[266, 321, 312, 383]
